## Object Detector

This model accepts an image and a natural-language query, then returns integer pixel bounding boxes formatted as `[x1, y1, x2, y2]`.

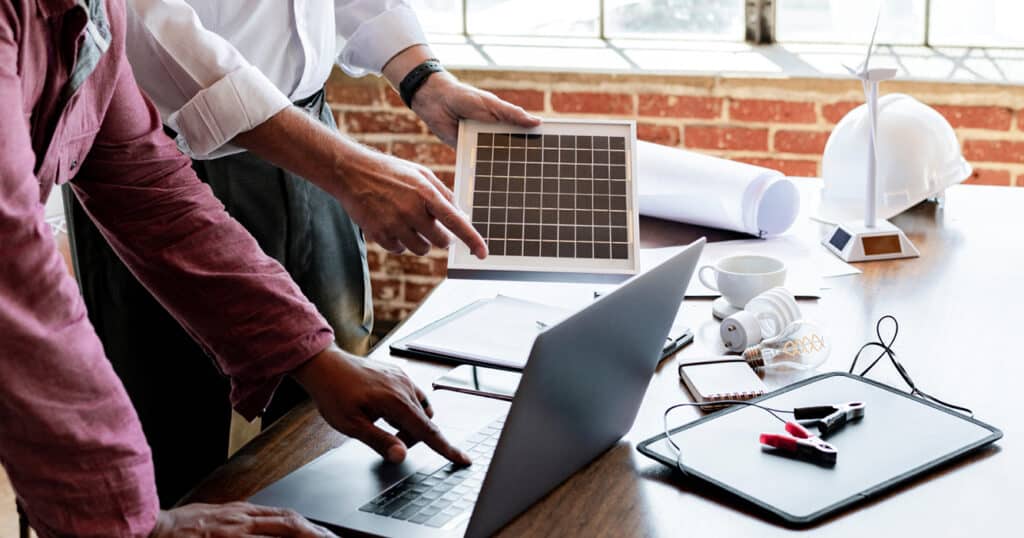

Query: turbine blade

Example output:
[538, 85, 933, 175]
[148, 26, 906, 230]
[863, 3, 883, 71]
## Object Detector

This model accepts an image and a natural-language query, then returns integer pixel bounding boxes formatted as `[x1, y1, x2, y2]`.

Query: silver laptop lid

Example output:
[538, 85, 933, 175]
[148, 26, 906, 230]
[464, 238, 705, 537]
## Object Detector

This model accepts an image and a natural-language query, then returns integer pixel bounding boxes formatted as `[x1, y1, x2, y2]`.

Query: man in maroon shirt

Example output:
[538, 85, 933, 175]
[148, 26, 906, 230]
[0, 1, 470, 535]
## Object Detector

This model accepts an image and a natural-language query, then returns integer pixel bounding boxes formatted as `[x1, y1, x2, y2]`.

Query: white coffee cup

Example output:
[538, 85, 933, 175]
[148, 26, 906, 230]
[698, 255, 787, 308]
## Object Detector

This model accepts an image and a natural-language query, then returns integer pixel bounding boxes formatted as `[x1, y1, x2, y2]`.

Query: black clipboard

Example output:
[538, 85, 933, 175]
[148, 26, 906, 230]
[637, 372, 1002, 526]
[390, 299, 692, 370]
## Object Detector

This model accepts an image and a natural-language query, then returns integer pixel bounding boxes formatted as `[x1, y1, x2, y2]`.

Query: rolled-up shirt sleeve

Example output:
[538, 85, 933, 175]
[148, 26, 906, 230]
[73, 57, 335, 419]
[334, 0, 428, 77]
[126, 0, 291, 158]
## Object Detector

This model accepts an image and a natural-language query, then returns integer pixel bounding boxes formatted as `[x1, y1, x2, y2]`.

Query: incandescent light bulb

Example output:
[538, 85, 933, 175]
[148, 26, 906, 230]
[743, 320, 830, 372]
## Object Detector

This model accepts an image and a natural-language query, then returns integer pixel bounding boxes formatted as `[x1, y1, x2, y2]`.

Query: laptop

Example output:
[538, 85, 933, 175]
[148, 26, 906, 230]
[249, 238, 706, 537]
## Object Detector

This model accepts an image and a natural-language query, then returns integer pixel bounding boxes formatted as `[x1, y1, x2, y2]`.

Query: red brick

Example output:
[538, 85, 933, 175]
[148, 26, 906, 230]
[405, 281, 439, 304]
[684, 126, 769, 151]
[729, 99, 816, 124]
[638, 94, 722, 119]
[963, 139, 1024, 163]
[370, 249, 405, 276]
[822, 101, 861, 124]
[551, 92, 634, 115]
[485, 88, 546, 112]
[344, 111, 424, 134]
[374, 304, 413, 323]
[366, 249, 382, 272]
[370, 276, 401, 301]
[1016, 174, 1024, 187]
[637, 123, 681, 147]
[384, 89, 406, 108]
[964, 168, 1011, 186]
[932, 105, 1012, 131]
[325, 82, 381, 107]
[392, 142, 456, 166]
[396, 253, 438, 277]
[774, 130, 830, 155]
[735, 158, 819, 177]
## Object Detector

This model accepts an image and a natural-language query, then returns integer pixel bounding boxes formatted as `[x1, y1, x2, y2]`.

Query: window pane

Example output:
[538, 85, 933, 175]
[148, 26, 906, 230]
[467, 0, 599, 36]
[776, 0, 926, 45]
[409, 0, 464, 34]
[605, 0, 745, 39]
[930, 0, 1024, 47]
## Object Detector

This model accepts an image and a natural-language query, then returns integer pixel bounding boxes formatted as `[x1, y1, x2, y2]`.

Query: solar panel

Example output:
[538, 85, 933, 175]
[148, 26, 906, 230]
[448, 119, 639, 282]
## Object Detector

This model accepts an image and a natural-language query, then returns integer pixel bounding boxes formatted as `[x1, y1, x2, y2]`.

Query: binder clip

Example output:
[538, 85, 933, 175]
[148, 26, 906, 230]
[760, 421, 838, 466]
[794, 401, 866, 436]
[759, 401, 866, 466]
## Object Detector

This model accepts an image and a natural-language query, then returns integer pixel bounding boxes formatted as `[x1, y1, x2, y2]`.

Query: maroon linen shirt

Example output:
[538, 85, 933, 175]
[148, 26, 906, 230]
[0, 1, 334, 535]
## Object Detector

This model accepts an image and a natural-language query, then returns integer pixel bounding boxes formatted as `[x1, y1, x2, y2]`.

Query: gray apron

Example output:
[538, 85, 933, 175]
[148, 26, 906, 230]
[64, 89, 372, 506]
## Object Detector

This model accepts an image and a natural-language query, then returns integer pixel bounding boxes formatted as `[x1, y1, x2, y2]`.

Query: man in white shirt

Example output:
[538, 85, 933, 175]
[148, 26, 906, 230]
[64, 0, 540, 512]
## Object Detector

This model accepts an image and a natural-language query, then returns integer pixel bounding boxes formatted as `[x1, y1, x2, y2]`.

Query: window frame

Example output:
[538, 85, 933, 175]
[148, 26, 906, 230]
[439, 0, 1019, 49]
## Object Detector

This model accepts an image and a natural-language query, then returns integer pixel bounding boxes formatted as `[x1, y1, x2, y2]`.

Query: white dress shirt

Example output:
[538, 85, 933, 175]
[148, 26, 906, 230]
[126, 0, 427, 159]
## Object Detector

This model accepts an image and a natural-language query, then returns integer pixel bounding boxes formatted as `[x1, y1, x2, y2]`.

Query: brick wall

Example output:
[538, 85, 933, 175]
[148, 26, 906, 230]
[326, 69, 1024, 323]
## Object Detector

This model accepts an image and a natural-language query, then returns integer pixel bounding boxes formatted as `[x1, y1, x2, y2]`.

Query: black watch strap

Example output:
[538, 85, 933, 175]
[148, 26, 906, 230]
[399, 59, 444, 108]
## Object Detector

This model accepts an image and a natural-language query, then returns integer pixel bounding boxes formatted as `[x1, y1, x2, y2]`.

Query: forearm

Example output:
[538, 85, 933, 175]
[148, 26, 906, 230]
[381, 44, 435, 89]
[231, 106, 368, 201]
[78, 62, 335, 418]
[230, 44, 439, 194]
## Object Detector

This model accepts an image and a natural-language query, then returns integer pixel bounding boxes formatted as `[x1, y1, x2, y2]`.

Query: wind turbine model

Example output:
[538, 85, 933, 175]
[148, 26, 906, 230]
[822, 11, 919, 262]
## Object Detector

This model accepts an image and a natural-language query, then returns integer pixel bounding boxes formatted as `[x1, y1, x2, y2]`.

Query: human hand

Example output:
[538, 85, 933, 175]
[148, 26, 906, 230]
[411, 71, 541, 147]
[331, 143, 486, 258]
[292, 346, 471, 466]
[150, 502, 334, 537]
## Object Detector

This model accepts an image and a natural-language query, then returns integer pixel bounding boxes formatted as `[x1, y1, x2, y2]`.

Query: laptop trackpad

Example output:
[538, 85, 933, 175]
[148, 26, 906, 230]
[248, 390, 510, 527]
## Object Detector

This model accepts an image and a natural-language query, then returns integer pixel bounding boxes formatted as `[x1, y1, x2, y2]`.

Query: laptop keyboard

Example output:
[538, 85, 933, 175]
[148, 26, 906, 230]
[358, 416, 505, 529]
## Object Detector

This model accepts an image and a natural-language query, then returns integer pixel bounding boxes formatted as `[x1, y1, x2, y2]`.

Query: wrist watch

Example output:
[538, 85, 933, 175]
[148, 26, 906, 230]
[399, 58, 444, 108]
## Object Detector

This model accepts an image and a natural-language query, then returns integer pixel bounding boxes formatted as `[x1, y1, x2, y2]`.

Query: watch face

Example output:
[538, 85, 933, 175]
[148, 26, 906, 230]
[829, 228, 852, 251]
[861, 234, 902, 255]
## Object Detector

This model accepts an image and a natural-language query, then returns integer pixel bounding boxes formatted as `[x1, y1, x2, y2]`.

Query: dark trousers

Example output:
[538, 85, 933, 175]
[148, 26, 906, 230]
[64, 90, 372, 506]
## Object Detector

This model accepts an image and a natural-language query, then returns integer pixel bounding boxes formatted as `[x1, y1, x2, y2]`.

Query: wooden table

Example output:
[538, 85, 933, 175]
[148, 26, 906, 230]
[186, 184, 1023, 536]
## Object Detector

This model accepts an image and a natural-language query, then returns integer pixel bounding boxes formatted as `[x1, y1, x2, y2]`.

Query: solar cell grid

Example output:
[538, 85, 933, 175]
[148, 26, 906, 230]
[471, 132, 630, 260]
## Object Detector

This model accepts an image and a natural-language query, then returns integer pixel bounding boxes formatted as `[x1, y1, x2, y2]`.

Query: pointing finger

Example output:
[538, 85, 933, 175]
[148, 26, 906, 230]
[425, 195, 487, 259]
[385, 399, 470, 466]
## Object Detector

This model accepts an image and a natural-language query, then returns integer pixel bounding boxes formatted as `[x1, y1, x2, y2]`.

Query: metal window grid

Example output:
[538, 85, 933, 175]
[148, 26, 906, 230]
[448, 0, 1018, 49]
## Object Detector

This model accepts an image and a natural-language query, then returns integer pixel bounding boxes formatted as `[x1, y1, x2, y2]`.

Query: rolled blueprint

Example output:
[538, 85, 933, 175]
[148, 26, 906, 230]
[637, 141, 800, 237]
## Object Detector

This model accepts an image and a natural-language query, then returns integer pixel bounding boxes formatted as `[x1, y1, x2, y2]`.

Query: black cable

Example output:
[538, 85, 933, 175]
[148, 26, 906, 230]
[662, 400, 793, 475]
[849, 315, 973, 416]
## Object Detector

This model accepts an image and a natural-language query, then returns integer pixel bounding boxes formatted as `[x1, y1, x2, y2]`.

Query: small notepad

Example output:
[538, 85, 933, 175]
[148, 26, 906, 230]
[677, 358, 767, 408]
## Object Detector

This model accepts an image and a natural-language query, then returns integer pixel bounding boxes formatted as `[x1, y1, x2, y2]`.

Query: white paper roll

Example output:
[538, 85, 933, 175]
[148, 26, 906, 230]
[637, 141, 800, 237]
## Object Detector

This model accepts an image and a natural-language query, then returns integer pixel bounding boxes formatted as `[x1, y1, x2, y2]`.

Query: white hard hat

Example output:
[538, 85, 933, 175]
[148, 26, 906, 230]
[820, 93, 972, 222]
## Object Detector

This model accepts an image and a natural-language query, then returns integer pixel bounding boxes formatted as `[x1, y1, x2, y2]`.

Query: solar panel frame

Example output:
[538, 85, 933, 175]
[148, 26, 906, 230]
[448, 119, 640, 282]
